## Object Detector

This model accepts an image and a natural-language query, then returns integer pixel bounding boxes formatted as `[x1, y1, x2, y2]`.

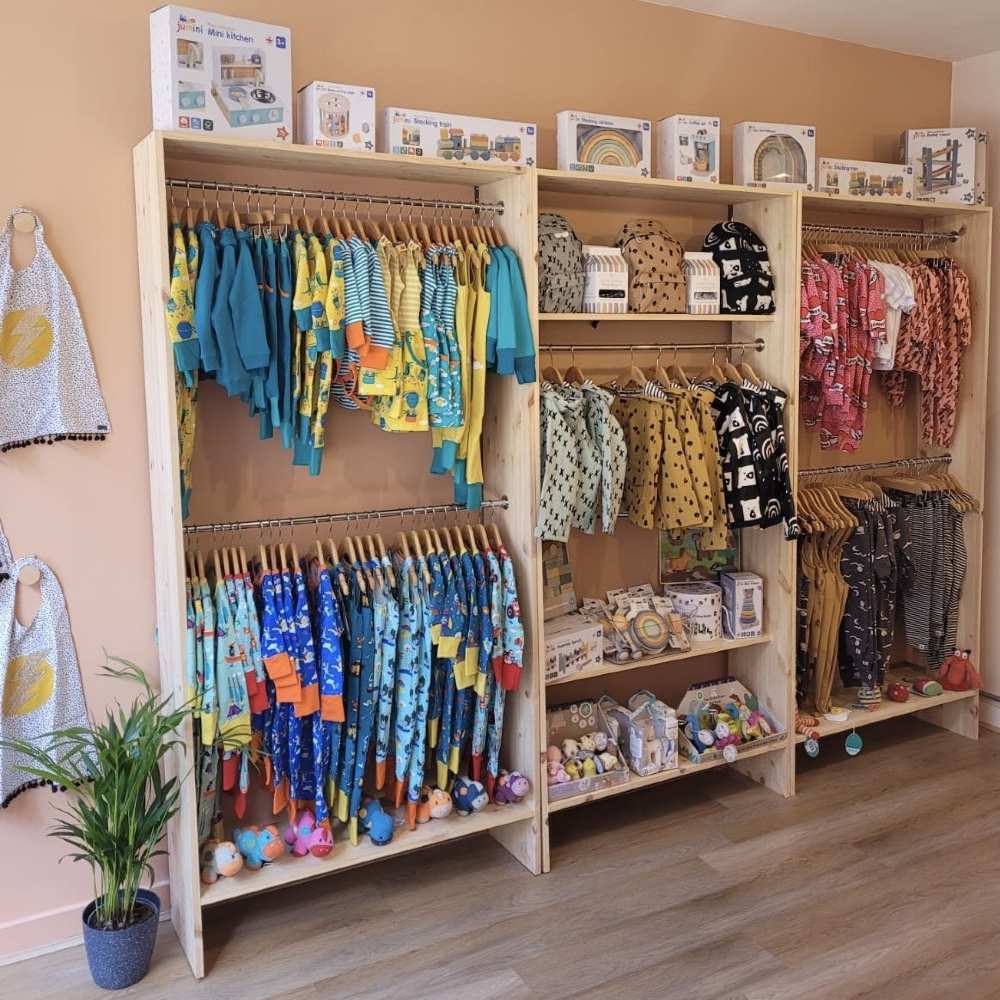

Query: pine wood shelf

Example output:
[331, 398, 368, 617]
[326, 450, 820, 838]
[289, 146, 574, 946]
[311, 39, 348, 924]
[539, 313, 771, 323]
[547, 738, 788, 812]
[201, 801, 535, 906]
[547, 634, 771, 688]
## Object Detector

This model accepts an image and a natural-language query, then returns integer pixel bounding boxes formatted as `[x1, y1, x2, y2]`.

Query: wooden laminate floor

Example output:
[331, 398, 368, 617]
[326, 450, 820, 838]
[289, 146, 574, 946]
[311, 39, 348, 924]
[5, 717, 1000, 1000]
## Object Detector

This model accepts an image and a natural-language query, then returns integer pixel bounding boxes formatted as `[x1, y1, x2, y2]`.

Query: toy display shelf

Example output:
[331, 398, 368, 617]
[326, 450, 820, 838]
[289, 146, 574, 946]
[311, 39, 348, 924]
[547, 633, 772, 688]
[795, 674, 979, 744]
[539, 313, 772, 323]
[547, 737, 789, 813]
[200, 801, 535, 906]
[158, 130, 525, 185]
[802, 190, 990, 219]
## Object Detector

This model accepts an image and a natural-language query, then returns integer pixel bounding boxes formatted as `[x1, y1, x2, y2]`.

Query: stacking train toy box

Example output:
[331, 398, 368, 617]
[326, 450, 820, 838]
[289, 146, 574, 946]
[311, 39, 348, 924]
[733, 121, 816, 191]
[297, 82, 375, 151]
[556, 111, 651, 177]
[655, 114, 720, 183]
[150, 6, 292, 141]
[818, 158, 914, 200]
[381, 107, 536, 165]
[900, 127, 987, 205]
[720, 571, 763, 640]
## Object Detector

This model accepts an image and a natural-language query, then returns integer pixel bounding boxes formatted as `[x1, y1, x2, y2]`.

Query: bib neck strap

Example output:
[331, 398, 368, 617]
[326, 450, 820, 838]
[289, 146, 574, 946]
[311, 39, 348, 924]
[1, 208, 45, 255]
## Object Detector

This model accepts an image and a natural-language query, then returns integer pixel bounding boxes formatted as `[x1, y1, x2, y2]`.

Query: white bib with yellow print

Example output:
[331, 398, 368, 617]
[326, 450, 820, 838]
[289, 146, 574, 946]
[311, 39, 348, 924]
[0, 208, 110, 451]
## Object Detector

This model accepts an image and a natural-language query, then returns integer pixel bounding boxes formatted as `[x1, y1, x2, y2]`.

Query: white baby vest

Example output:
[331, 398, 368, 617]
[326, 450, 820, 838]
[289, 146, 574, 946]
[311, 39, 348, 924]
[0, 208, 110, 451]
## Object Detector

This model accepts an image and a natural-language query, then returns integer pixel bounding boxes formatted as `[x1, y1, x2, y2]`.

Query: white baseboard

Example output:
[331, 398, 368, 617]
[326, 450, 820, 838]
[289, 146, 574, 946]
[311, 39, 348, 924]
[0, 881, 170, 968]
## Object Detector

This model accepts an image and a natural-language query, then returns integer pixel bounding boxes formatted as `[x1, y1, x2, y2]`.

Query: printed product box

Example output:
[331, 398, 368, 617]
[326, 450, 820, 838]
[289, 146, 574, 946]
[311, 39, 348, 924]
[381, 107, 536, 165]
[720, 571, 763, 640]
[545, 612, 603, 684]
[682, 252, 720, 314]
[733, 121, 816, 191]
[900, 127, 987, 205]
[582, 245, 628, 314]
[150, 6, 292, 141]
[556, 111, 651, 177]
[655, 114, 720, 183]
[818, 157, 914, 199]
[296, 82, 375, 151]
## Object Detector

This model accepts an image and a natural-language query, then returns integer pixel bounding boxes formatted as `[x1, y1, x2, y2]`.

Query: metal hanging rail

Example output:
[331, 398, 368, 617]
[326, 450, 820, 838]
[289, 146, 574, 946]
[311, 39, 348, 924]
[798, 455, 951, 478]
[802, 222, 961, 243]
[165, 177, 503, 215]
[542, 338, 765, 354]
[182, 497, 508, 536]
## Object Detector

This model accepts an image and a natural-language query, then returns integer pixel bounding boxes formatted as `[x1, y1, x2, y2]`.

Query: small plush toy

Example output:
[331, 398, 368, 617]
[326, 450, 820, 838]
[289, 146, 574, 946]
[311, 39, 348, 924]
[233, 824, 285, 870]
[416, 786, 454, 822]
[578, 733, 597, 754]
[452, 777, 489, 815]
[591, 731, 609, 752]
[940, 650, 983, 692]
[494, 770, 530, 804]
[358, 798, 394, 845]
[547, 760, 570, 784]
[597, 751, 619, 772]
[199, 840, 244, 885]
[581, 756, 597, 778]
[546, 745, 563, 764]
[563, 759, 581, 780]
[282, 809, 333, 858]
[561, 738, 580, 759]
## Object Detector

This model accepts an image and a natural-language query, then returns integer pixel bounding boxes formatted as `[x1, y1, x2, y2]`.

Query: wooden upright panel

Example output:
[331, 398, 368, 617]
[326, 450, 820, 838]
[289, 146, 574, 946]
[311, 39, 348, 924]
[132, 134, 205, 978]
[479, 172, 544, 875]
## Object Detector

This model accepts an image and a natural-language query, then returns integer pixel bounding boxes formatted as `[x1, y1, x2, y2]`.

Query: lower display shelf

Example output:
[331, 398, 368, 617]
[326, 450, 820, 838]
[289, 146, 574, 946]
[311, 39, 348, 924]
[795, 685, 979, 743]
[546, 737, 788, 813]
[200, 800, 535, 906]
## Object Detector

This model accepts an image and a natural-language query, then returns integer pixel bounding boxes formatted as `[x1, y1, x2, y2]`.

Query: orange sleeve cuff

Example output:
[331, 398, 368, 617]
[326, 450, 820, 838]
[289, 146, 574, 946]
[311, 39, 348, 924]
[321, 694, 346, 722]
[345, 320, 366, 349]
[264, 652, 293, 681]
[294, 683, 321, 718]
[358, 344, 389, 370]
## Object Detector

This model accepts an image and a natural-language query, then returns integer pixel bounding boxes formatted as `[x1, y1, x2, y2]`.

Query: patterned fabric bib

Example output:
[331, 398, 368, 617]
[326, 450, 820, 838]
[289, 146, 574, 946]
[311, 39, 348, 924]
[0, 208, 110, 451]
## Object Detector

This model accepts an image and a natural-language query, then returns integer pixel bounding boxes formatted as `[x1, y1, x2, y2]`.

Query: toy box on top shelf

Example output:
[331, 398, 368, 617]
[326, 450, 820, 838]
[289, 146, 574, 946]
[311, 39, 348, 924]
[733, 121, 815, 191]
[150, 5, 292, 140]
[546, 700, 630, 802]
[381, 107, 537, 165]
[545, 612, 603, 683]
[900, 127, 988, 205]
[655, 114, 720, 183]
[818, 158, 914, 199]
[556, 111, 651, 177]
[677, 677, 784, 765]
[296, 82, 375, 150]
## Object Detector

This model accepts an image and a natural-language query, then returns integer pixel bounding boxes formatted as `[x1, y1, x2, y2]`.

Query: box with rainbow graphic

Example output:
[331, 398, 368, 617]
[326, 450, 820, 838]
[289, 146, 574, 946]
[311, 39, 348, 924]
[557, 111, 651, 177]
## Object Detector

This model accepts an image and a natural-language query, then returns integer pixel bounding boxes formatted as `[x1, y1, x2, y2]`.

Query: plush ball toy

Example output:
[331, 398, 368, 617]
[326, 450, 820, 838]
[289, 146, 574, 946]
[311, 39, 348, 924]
[282, 809, 332, 858]
[591, 732, 609, 752]
[547, 760, 569, 784]
[494, 770, 530, 804]
[597, 751, 619, 772]
[358, 798, 394, 845]
[578, 733, 597, 754]
[546, 745, 564, 764]
[563, 759, 581, 780]
[561, 738, 580, 759]
[452, 777, 489, 815]
[199, 840, 244, 885]
[581, 756, 598, 778]
[233, 825, 285, 870]
[416, 785, 454, 823]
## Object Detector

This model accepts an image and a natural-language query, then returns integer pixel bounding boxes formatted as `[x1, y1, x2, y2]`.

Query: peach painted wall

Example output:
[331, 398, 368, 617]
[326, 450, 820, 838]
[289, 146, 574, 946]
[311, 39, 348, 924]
[0, 0, 951, 963]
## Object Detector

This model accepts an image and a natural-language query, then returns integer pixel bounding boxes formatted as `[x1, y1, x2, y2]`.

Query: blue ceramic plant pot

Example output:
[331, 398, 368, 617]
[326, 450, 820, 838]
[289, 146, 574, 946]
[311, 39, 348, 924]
[81, 889, 160, 991]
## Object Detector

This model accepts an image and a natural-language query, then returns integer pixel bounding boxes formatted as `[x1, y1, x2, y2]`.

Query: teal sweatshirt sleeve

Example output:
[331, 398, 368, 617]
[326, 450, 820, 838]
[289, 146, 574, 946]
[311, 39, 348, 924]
[230, 230, 270, 372]
[211, 229, 251, 398]
[489, 253, 517, 376]
[195, 222, 220, 373]
[501, 247, 537, 385]
[484, 253, 500, 369]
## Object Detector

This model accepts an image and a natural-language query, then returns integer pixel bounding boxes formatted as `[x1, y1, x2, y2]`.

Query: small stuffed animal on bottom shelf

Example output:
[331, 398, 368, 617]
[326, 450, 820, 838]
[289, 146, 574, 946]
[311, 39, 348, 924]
[547, 759, 569, 785]
[451, 777, 489, 815]
[358, 798, 395, 845]
[199, 840, 244, 885]
[415, 785, 454, 823]
[282, 809, 334, 858]
[493, 770, 530, 804]
[233, 824, 285, 870]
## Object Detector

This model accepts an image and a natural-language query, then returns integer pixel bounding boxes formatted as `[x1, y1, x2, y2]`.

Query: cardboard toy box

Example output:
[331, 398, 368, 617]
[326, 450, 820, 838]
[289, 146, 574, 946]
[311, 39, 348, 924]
[150, 5, 292, 140]
[720, 571, 763, 640]
[655, 114, 720, 183]
[818, 157, 914, 199]
[544, 612, 603, 684]
[733, 121, 816, 191]
[296, 82, 375, 151]
[546, 700, 630, 802]
[557, 110, 651, 177]
[901, 127, 987, 205]
[582, 245, 628, 314]
[682, 252, 720, 314]
[381, 107, 536, 165]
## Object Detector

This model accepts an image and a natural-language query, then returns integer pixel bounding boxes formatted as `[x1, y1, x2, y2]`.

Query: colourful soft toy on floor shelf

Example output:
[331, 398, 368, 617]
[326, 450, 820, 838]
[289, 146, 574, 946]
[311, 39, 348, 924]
[451, 777, 489, 815]
[416, 786, 454, 823]
[282, 809, 334, 858]
[358, 798, 395, 845]
[199, 840, 244, 885]
[494, 770, 530, 804]
[233, 824, 285, 869]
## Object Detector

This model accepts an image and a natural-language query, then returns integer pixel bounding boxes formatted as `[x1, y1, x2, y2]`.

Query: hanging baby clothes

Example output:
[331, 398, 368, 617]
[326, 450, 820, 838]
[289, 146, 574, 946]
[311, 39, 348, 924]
[0, 519, 90, 808]
[0, 209, 110, 452]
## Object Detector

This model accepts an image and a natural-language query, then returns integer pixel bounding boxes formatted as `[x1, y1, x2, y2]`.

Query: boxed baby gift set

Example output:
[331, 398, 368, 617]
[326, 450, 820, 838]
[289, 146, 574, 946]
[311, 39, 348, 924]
[603, 691, 679, 776]
[900, 127, 988, 205]
[655, 114, 720, 183]
[578, 585, 690, 665]
[381, 107, 537, 165]
[556, 111, 652, 177]
[296, 82, 375, 150]
[150, 6, 292, 139]
[582, 245, 629, 314]
[733, 121, 816, 190]
[818, 157, 914, 199]
[545, 612, 604, 683]
[720, 571, 763, 640]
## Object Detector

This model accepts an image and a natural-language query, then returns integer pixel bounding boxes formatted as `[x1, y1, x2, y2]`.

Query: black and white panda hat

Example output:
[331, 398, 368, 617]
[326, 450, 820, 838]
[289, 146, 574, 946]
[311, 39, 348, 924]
[702, 221, 776, 315]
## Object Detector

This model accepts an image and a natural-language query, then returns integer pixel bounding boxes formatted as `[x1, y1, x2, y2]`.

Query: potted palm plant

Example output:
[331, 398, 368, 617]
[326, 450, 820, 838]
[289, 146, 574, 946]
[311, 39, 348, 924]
[1, 657, 193, 990]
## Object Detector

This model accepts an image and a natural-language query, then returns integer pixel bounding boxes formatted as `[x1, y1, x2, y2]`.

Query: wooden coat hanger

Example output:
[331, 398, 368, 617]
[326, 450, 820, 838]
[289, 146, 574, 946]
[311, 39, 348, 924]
[168, 189, 181, 227]
[542, 346, 564, 385]
[245, 189, 264, 229]
[736, 344, 762, 386]
[698, 346, 726, 383]
[228, 187, 243, 232]
[326, 536, 350, 596]
[564, 346, 586, 385]
[620, 347, 646, 390]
